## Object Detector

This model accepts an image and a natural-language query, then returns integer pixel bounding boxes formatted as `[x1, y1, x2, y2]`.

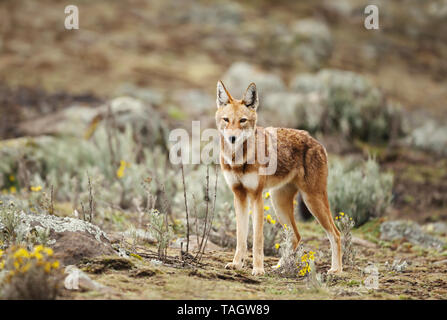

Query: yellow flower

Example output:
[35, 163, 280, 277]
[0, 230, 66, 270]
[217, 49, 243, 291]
[30, 186, 42, 192]
[20, 262, 31, 273]
[275, 243, 280, 250]
[270, 219, 276, 225]
[13, 248, 30, 260]
[13, 260, 20, 270]
[335, 216, 339, 220]
[264, 206, 270, 211]
[9, 175, 15, 182]
[33, 244, 44, 253]
[33, 252, 43, 260]
[51, 261, 60, 269]
[301, 254, 308, 262]
[9, 186, 17, 194]
[266, 214, 272, 221]
[309, 251, 315, 261]
[284, 224, 288, 230]
[0, 249, 3, 258]
[340, 212, 344, 216]
[0, 260, 5, 270]
[43, 247, 54, 256]
[264, 192, 270, 199]
[116, 160, 130, 179]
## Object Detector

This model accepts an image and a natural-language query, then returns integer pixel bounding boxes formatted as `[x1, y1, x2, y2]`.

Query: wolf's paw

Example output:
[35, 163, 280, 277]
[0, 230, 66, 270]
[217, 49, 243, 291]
[225, 262, 243, 270]
[327, 267, 343, 275]
[252, 267, 265, 276]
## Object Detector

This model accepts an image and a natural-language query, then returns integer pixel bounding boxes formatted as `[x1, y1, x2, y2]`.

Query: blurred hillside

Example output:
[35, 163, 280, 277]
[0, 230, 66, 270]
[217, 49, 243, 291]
[0, 0, 446, 114]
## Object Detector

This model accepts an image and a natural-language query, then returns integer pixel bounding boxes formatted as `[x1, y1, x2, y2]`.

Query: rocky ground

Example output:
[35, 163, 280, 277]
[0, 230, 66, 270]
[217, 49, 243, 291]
[62, 219, 447, 300]
[1, 0, 446, 300]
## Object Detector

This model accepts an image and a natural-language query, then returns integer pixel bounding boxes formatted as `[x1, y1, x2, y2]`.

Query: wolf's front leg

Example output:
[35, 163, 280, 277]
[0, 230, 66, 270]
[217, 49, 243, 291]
[251, 193, 265, 276]
[225, 191, 249, 270]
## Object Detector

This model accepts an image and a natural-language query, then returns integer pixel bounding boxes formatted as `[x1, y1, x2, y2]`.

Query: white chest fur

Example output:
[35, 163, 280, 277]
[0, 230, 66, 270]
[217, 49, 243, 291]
[223, 170, 259, 190]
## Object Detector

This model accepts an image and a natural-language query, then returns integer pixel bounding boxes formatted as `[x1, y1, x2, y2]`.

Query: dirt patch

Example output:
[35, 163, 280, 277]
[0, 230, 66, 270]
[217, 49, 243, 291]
[79, 256, 135, 274]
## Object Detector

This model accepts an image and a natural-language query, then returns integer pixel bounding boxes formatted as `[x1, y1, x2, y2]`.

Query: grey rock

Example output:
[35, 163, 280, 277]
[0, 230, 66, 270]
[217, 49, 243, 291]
[380, 220, 445, 250]
[17, 212, 115, 265]
[64, 265, 112, 292]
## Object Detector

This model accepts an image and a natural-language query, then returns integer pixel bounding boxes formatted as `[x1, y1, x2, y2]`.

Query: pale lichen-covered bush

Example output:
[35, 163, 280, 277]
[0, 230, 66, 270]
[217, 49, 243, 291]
[290, 69, 403, 143]
[328, 158, 393, 227]
[406, 120, 447, 157]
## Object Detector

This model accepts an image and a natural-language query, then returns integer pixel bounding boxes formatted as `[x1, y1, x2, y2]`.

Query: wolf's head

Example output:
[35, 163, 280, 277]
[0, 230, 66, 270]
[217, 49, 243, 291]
[215, 81, 259, 146]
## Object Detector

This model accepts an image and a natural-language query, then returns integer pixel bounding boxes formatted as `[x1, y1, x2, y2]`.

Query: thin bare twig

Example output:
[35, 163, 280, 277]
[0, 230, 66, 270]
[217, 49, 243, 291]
[195, 166, 210, 261]
[201, 165, 219, 258]
[180, 161, 190, 255]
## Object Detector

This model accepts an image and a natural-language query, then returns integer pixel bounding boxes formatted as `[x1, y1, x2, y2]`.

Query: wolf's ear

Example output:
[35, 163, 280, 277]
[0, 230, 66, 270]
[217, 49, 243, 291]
[243, 83, 259, 110]
[216, 81, 232, 108]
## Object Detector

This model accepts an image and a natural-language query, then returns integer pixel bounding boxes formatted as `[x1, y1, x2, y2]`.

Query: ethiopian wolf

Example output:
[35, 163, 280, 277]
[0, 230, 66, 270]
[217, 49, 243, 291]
[215, 80, 342, 276]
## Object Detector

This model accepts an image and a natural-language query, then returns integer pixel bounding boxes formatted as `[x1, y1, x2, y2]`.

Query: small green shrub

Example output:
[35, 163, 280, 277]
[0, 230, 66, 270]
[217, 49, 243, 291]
[0, 245, 62, 300]
[0, 201, 21, 246]
[334, 212, 356, 266]
[146, 209, 173, 262]
[328, 157, 393, 227]
[291, 69, 403, 143]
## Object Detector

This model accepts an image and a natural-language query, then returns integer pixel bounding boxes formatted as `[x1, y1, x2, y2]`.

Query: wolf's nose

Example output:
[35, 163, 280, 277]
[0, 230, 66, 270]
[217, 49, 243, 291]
[229, 136, 236, 144]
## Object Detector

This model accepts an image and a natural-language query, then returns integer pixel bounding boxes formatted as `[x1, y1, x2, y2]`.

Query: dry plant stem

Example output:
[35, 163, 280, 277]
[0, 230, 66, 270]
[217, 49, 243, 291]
[180, 161, 190, 255]
[192, 194, 200, 248]
[196, 166, 210, 258]
[199, 167, 218, 260]
[87, 174, 94, 223]
[49, 185, 54, 215]
[105, 104, 118, 168]
[195, 165, 219, 262]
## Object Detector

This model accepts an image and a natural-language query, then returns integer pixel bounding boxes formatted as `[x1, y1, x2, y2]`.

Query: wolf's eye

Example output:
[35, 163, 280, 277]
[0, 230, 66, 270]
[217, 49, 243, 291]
[240, 118, 247, 123]
[223, 117, 229, 122]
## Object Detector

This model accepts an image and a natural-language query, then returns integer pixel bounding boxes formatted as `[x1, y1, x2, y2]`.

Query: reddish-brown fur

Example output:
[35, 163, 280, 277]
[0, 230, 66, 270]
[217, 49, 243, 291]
[216, 81, 342, 276]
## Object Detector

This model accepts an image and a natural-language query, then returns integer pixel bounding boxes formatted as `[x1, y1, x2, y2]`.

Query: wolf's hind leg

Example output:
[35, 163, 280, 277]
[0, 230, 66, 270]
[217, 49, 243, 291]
[301, 190, 342, 274]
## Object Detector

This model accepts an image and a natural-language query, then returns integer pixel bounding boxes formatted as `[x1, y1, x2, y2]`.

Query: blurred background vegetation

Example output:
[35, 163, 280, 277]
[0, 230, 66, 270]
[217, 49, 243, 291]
[0, 0, 446, 256]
